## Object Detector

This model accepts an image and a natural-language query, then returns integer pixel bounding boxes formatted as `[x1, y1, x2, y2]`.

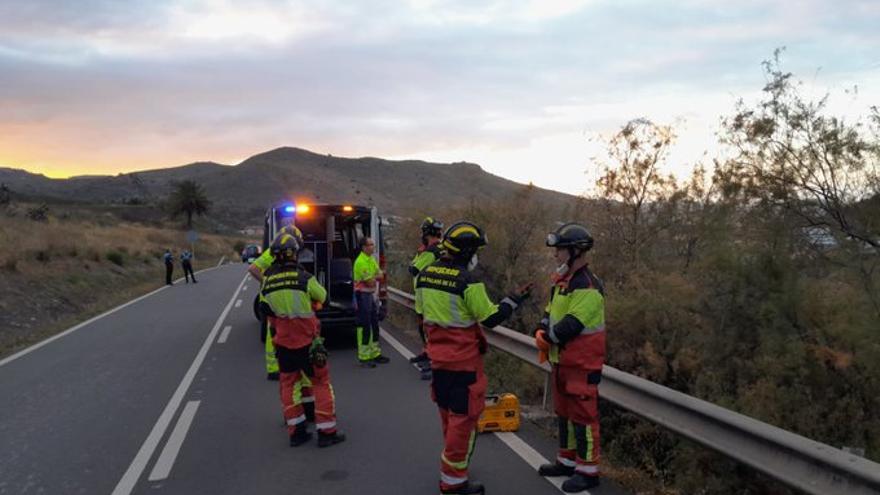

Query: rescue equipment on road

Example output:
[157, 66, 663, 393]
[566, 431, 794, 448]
[477, 393, 520, 433]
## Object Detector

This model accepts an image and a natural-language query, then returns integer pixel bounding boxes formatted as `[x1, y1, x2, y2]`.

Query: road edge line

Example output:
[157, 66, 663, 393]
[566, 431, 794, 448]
[380, 326, 574, 494]
[111, 273, 247, 495]
[0, 265, 229, 368]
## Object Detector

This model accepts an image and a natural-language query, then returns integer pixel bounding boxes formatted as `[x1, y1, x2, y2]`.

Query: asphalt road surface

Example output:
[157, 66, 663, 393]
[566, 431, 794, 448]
[0, 264, 627, 495]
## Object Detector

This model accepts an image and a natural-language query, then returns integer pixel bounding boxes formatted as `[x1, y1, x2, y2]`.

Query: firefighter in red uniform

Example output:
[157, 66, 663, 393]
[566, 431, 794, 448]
[415, 221, 532, 495]
[534, 223, 605, 492]
[408, 216, 445, 379]
[259, 231, 346, 448]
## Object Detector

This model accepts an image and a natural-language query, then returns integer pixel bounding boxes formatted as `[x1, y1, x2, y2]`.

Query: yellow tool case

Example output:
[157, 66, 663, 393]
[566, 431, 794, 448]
[477, 393, 520, 433]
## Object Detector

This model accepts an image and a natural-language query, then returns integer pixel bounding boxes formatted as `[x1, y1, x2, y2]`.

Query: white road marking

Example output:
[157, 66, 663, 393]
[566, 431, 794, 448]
[111, 274, 247, 495]
[234, 299, 242, 308]
[494, 432, 574, 493]
[242, 285, 248, 291]
[379, 326, 574, 494]
[0, 265, 233, 368]
[379, 328, 415, 360]
[148, 400, 201, 481]
[217, 325, 232, 344]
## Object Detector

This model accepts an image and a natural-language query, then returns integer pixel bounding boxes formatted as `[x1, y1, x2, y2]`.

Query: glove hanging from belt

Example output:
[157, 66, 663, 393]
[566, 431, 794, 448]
[310, 336, 328, 368]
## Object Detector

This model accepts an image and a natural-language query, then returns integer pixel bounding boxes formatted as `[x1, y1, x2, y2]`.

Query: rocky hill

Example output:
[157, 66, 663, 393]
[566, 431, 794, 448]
[0, 147, 580, 228]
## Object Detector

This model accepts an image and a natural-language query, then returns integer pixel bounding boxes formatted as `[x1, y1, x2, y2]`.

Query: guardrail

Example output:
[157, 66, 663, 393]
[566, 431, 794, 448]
[387, 286, 880, 495]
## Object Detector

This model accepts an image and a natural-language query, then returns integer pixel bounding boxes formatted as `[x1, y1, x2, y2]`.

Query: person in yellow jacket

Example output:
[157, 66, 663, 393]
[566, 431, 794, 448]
[259, 231, 345, 448]
[534, 223, 605, 493]
[248, 226, 316, 422]
[408, 217, 444, 379]
[353, 237, 389, 367]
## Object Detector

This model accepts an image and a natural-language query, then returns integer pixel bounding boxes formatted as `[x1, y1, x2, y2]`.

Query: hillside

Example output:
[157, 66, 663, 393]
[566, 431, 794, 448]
[0, 147, 580, 228]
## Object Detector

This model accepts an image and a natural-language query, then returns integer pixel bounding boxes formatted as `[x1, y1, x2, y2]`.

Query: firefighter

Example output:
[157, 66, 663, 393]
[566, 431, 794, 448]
[534, 223, 605, 492]
[353, 236, 389, 367]
[259, 231, 345, 448]
[415, 221, 532, 495]
[248, 226, 316, 424]
[408, 216, 444, 380]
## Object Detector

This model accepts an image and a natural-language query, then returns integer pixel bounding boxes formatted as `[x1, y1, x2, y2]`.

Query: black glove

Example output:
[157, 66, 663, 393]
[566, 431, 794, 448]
[378, 301, 387, 321]
[534, 315, 550, 335]
[509, 282, 534, 305]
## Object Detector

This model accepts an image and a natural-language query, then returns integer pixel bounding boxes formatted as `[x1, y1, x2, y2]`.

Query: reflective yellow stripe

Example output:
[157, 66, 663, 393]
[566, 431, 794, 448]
[442, 453, 469, 471]
[585, 424, 594, 462]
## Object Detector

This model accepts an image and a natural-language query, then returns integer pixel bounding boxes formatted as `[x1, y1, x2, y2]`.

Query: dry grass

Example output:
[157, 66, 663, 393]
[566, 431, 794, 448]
[0, 211, 249, 357]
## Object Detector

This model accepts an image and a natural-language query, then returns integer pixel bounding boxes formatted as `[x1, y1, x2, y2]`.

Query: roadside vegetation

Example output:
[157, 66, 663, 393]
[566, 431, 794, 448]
[387, 52, 880, 494]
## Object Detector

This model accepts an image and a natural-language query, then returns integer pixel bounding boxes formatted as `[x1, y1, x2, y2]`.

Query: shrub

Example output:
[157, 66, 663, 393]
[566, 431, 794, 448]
[26, 204, 49, 222]
[106, 251, 124, 266]
[34, 250, 50, 262]
[2, 258, 16, 271]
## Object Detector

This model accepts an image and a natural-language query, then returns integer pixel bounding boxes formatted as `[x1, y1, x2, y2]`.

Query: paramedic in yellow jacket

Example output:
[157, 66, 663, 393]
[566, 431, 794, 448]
[353, 237, 389, 367]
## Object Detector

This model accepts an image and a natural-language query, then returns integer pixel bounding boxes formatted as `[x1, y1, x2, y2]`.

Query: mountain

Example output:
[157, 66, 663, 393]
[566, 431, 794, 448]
[0, 147, 581, 228]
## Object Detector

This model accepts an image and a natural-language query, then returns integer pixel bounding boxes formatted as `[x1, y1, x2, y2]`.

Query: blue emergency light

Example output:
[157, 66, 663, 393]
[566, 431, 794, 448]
[283, 205, 295, 214]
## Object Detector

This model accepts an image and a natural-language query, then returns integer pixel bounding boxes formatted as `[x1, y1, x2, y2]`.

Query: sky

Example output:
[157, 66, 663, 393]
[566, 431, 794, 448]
[1, 0, 879, 195]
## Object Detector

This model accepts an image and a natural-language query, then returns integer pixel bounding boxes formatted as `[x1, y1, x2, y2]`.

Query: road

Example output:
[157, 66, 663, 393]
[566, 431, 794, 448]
[0, 264, 626, 495]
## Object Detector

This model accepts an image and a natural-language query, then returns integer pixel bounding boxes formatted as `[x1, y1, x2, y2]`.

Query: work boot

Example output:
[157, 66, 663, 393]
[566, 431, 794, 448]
[561, 474, 599, 492]
[360, 360, 376, 368]
[267, 372, 280, 381]
[289, 428, 312, 447]
[440, 481, 485, 494]
[373, 355, 391, 364]
[409, 351, 429, 364]
[304, 401, 316, 423]
[538, 462, 574, 477]
[317, 430, 346, 448]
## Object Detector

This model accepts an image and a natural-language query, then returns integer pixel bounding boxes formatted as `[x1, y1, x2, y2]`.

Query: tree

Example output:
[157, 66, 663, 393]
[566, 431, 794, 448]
[0, 183, 10, 207]
[594, 118, 679, 274]
[721, 49, 880, 314]
[168, 180, 212, 228]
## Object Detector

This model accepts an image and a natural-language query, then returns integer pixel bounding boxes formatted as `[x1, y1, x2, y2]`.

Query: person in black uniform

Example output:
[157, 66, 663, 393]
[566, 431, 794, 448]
[163, 249, 174, 285]
[181, 249, 197, 283]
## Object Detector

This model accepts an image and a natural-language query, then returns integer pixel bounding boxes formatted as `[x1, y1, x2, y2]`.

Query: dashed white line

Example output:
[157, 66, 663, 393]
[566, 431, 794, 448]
[379, 326, 574, 494]
[234, 299, 242, 308]
[111, 274, 247, 495]
[217, 325, 232, 344]
[242, 285, 248, 291]
[148, 400, 201, 481]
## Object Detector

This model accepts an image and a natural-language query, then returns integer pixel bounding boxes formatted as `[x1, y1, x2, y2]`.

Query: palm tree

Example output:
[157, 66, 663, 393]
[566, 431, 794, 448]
[168, 180, 212, 228]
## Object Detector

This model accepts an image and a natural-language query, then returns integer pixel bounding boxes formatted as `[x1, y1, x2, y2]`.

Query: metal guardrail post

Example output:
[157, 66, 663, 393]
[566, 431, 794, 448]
[387, 286, 880, 495]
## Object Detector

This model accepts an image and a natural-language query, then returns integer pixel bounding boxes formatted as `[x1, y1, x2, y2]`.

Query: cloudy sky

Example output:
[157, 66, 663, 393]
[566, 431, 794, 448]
[1, 0, 879, 195]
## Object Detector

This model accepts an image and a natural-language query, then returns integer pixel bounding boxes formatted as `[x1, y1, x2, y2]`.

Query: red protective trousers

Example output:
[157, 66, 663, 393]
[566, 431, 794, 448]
[278, 344, 337, 436]
[552, 365, 601, 478]
[431, 359, 487, 491]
